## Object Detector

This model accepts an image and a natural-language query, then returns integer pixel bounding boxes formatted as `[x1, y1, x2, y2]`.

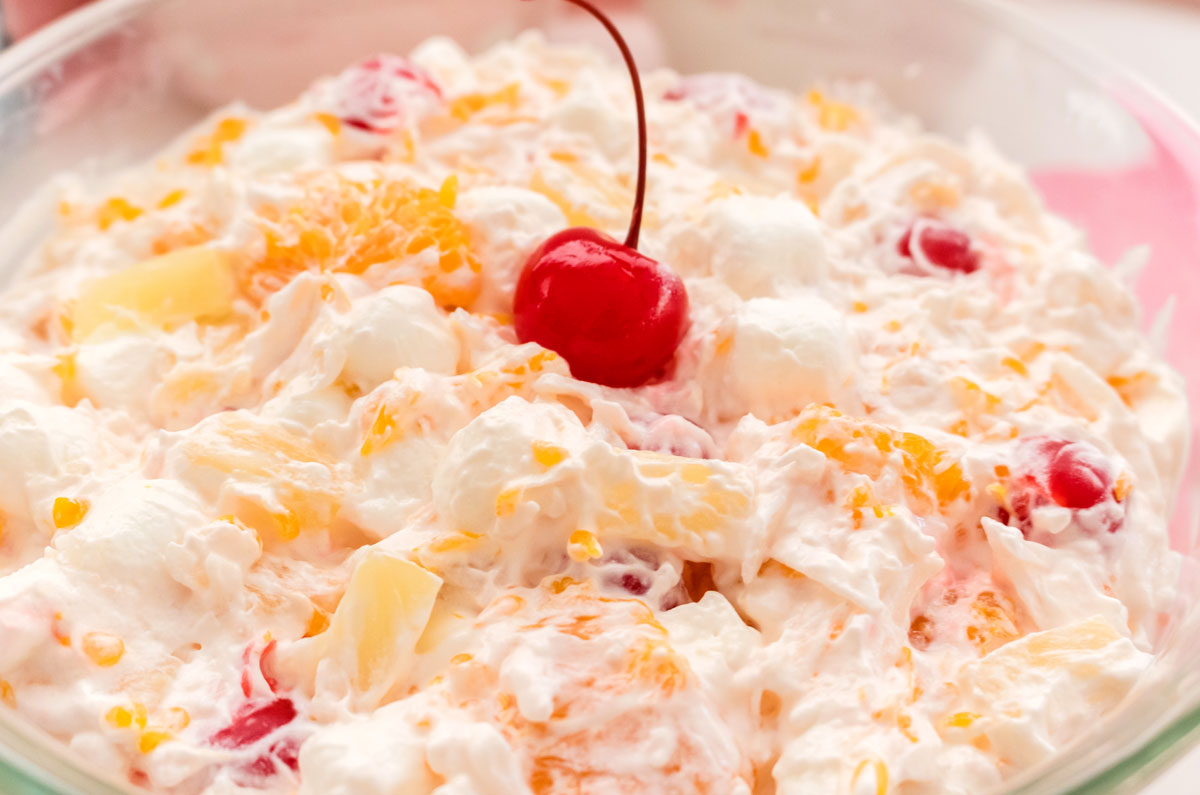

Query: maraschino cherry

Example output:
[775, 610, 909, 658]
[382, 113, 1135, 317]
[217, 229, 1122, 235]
[514, 0, 689, 388]
[1042, 439, 1111, 510]
[335, 54, 442, 134]
[1007, 437, 1118, 537]
[898, 218, 980, 274]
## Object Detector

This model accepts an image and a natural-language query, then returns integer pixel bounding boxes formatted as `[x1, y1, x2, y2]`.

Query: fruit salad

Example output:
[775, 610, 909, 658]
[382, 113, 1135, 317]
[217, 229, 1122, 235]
[0, 21, 1188, 795]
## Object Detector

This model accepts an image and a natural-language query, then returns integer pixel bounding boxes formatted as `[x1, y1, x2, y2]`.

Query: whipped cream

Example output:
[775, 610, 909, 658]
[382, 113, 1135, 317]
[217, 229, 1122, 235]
[0, 30, 1187, 795]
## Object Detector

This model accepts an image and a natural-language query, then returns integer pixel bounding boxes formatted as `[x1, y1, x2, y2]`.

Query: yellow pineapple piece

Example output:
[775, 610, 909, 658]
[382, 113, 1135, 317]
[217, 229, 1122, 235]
[302, 551, 442, 705]
[72, 246, 236, 340]
[590, 451, 753, 558]
[959, 616, 1143, 763]
[180, 413, 341, 540]
[414, 598, 472, 655]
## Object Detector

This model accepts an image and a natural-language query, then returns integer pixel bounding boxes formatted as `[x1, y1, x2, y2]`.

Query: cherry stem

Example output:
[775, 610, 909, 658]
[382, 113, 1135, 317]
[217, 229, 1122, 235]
[544, 0, 648, 249]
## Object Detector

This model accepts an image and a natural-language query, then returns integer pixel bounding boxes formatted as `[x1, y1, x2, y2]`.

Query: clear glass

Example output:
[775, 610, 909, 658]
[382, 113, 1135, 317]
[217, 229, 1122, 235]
[1, 0, 1199, 792]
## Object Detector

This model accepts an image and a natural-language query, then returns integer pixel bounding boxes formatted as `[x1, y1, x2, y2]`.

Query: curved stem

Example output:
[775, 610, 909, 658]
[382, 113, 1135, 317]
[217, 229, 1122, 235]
[553, 0, 648, 249]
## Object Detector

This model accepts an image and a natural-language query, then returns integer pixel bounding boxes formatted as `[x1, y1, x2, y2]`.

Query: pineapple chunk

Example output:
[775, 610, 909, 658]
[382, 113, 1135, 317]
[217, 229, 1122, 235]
[588, 449, 755, 559]
[73, 246, 236, 340]
[307, 551, 442, 706]
[955, 617, 1150, 768]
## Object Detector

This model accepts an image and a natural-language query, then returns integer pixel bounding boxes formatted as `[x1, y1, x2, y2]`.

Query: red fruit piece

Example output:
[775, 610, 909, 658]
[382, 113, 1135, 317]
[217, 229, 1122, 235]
[240, 754, 278, 781]
[211, 699, 297, 750]
[1007, 437, 1118, 536]
[272, 737, 302, 772]
[259, 640, 279, 693]
[515, 0, 690, 388]
[514, 228, 689, 387]
[238, 737, 302, 783]
[734, 110, 751, 138]
[240, 640, 279, 698]
[1046, 442, 1111, 510]
[898, 219, 980, 274]
[613, 571, 651, 596]
[599, 548, 659, 597]
[334, 54, 442, 134]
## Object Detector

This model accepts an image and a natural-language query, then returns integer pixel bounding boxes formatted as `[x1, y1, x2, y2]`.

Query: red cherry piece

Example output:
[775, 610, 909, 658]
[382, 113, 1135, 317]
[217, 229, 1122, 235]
[615, 571, 651, 596]
[271, 737, 302, 772]
[515, 228, 688, 387]
[240, 754, 278, 781]
[239, 655, 253, 698]
[335, 54, 441, 134]
[734, 110, 751, 138]
[259, 640, 280, 693]
[233, 737, 303, 785]
[1046, 442, 1111, 509]
[898, 220, 980, 274]
[516, 0, 689, 387]
[1006, 437, 1118, 538]
[210, 698, 297, 749]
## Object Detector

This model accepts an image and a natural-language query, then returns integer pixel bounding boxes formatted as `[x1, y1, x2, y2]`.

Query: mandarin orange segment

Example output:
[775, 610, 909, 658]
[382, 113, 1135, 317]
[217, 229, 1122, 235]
[185, 117, 249, 166]
[966, 590, 1020, 654]
[792, 405, 970, 513]
[246, 174, 479, 307]
[0, 680, 14, 709]
[807, 89, 862, 132]
[96, 197, 143, 230]
[52, 497, 88, 529]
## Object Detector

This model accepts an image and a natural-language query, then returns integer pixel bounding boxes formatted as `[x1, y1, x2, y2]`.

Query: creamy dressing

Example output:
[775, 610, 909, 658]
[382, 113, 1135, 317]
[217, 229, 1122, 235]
[0, 31, 1186, 795]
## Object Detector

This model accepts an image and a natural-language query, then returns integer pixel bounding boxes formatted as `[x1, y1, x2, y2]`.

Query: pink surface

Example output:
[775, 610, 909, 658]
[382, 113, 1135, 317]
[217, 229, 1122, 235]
[1034, 119, 1200, 372]
[1034, 87, 1200, 546]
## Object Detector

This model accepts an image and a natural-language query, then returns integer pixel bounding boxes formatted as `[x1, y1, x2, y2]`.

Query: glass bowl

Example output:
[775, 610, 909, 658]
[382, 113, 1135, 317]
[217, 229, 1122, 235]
[1, 0, 1199, 792]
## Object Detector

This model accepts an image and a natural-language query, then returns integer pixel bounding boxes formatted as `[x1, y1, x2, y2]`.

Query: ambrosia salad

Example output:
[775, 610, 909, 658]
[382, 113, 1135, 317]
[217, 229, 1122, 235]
[0, 7, 1188, 794]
